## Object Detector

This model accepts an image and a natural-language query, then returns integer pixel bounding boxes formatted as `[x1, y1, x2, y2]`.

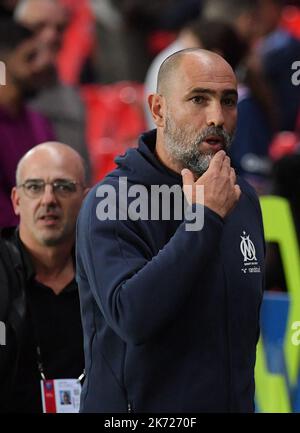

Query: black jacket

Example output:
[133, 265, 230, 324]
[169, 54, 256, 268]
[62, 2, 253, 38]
[76, 130, 265, 413]
[0, 229, 84, 413]
[0, 228, 27, 411]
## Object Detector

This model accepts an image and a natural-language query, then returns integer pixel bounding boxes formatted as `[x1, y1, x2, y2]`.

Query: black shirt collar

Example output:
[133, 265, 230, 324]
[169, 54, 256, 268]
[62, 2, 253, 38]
[7, 227, 77, 292]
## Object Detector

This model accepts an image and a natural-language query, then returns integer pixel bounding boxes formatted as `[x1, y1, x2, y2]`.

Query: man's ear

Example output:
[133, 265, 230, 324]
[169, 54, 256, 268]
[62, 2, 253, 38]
[11, 187, 21, 216]
[148, 93, 165, 128]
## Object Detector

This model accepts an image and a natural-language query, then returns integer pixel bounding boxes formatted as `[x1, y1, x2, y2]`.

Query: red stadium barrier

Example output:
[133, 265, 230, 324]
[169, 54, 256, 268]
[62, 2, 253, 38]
[81, 82, 146, 184]
[57, 0, 96, 85]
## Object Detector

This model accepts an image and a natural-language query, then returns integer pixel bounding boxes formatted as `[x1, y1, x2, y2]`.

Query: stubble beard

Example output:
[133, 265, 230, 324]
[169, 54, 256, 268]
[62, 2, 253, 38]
[164, 114, 234, 178]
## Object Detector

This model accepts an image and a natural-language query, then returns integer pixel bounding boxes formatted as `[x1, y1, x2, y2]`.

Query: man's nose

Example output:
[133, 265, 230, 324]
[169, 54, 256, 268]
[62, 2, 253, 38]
[206, 101, 225, 127]
[40, 184, 58, 205]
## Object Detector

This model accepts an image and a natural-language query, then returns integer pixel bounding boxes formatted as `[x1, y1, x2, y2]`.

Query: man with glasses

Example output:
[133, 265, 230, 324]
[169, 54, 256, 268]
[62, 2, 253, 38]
[0, 141, 89, 413]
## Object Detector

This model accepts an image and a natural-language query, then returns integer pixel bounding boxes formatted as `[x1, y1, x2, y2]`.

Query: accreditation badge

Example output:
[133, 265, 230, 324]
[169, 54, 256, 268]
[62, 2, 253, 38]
[40, 378, 81, 413]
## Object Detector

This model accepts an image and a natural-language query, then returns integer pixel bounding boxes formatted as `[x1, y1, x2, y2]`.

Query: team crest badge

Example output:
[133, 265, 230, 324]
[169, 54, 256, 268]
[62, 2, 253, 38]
[240, 231, 260, 274]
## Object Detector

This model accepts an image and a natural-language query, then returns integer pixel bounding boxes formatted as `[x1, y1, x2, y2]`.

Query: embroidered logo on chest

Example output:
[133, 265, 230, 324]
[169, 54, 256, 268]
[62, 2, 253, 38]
[240, 231, 261, 274]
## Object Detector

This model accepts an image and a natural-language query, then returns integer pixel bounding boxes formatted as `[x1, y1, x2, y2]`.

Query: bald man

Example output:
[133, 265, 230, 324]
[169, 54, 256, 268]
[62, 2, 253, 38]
[0, 142, 89, 413]
[77, 49, 265, 413]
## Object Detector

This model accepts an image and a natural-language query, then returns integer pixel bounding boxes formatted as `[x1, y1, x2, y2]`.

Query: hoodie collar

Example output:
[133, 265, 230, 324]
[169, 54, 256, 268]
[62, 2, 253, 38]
[114, 129, 183, 187]
[139, 130, 182, 183]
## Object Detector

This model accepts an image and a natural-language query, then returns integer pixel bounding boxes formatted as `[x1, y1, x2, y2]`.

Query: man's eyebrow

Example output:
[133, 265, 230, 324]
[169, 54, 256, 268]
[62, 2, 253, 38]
[223, 89, 238, 98]
[186, 88, 214, 96]
[186, 88, 238, 98]
[23, 178, 43, 182]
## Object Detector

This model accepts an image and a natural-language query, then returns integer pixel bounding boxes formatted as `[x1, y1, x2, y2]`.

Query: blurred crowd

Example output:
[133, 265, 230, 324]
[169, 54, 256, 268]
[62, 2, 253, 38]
[0, 0, 299, 413]
[0, 1, 299, 263]
[0, 0, 299, 201]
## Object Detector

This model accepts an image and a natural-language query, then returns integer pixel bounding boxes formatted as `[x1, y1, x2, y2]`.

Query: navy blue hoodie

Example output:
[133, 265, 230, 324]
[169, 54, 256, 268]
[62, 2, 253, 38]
[76, 130, 265, 413]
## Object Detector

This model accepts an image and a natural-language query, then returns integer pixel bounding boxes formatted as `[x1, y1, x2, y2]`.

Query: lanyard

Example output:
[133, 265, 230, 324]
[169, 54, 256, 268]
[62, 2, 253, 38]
[27, 290, 85, 383]
[36, 345, 46, 381]
[36, 339, 85, 383]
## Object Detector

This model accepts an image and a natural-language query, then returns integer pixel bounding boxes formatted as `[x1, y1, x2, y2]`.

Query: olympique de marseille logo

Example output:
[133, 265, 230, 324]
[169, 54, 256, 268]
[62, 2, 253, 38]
[240, 231, 257, 262]
[240, 231, 261, 274]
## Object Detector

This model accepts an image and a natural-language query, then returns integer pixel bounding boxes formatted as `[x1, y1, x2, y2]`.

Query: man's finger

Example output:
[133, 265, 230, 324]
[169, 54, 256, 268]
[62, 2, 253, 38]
[207, 150, 226, 173]
[234, 184, 242, 201]
[181, 168, 195, 204]
[220, 155, 231, 176]
[181, 168, 194, 186]
[229, 167, 236, 186]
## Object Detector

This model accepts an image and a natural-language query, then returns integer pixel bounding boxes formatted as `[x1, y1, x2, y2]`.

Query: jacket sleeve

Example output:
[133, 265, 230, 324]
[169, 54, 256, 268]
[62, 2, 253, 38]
[77, 201, 224, 345]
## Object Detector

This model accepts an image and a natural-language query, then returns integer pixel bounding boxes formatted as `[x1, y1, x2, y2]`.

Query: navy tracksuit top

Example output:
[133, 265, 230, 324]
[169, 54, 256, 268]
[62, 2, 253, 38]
[76, 130, 265, 413]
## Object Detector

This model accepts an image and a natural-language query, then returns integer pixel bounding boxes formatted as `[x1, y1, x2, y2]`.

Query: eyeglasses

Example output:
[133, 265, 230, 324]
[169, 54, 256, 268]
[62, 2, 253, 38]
[17, 179, 83, 198]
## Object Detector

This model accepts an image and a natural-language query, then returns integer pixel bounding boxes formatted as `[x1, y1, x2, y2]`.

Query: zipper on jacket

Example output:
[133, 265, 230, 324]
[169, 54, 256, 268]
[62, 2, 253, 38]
[127, 401, 132, 413]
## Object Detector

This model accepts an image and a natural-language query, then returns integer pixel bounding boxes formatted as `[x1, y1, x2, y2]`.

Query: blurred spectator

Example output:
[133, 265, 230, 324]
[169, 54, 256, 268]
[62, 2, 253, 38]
[254, 0, 300, 131]
[229, 79, 274, 193]
[0, 142, 88, 412]
[15, 0, 68, 52]
[117, 0, 202, 31]
[15, 0, 92, 182]
[89, 0, 132, 83]
[202, 0, 258, 42]
[90, 0, 202, 83]
[0, 18, 55, 228]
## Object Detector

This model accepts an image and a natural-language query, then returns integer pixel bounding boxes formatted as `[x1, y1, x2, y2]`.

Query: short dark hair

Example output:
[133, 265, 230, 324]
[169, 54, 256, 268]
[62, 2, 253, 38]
[0, 17, 33, 55]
